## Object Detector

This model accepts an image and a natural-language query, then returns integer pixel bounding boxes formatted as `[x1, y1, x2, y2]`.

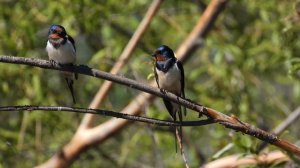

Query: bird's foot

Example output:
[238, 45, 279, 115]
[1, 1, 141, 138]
[160, 88, 167, 94]
[198, 106, 205, 118]
[49, 59, 58, 66]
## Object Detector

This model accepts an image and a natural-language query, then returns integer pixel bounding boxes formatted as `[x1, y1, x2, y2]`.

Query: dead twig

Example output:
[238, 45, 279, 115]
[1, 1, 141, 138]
[0, 105, 214, 127]
[257, 106, 300, 152]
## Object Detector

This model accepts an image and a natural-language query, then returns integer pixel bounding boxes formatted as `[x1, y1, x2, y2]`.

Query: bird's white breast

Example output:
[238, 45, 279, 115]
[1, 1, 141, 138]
[46, 40, 76, 64]
[156, 63, 182, 95]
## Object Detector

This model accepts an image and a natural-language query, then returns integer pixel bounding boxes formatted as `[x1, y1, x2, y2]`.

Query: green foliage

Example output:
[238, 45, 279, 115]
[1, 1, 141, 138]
[0, 0, 300, 167]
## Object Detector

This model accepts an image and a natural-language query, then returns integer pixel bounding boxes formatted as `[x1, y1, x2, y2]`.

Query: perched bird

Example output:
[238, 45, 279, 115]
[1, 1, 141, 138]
[152, 45, 186, 152]
[46, 24, 77, 104]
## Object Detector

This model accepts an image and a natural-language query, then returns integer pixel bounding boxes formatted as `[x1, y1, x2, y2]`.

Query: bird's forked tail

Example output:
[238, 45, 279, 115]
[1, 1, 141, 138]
[65, 77, 76, 104]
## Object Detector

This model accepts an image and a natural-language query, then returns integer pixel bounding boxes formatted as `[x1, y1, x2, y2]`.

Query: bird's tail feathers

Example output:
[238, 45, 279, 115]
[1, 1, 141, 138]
[172, 110, 178, 153]
[62, 71, 75, 80]
[163, 99, 184, 153]
[65, 78, 76, 104]
[178, 108, 183, 154]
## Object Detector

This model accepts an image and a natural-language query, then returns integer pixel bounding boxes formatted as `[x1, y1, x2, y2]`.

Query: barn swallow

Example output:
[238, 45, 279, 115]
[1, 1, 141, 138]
[152, 45, 186, 152]
[46, 24, 77, 104]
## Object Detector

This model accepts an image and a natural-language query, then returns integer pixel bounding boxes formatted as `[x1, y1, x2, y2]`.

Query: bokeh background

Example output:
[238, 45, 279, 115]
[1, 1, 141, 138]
[0, 0, 300, 167]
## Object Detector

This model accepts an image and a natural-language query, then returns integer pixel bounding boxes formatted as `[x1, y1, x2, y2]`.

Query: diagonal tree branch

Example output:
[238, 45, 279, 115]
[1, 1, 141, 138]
[1, 56, 300, 158]
[107, 21, 152, 53]
[80, 0, 162, 130]
[203, 151, 290, 168]
[257, 106, 300, 152]
[0, 105, 215, 127]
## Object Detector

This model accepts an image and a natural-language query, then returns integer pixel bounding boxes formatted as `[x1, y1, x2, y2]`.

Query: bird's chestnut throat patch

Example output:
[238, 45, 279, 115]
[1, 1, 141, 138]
[49, 33, 61, 39]
[155, 54, 167, 61]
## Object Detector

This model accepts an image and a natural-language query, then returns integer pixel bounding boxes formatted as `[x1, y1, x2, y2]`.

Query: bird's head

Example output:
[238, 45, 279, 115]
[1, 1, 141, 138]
[48, 25, 68, 48]
[48, 25, 67, 40]
[152, 45, 175, 62]
[152, 45, 176, 72]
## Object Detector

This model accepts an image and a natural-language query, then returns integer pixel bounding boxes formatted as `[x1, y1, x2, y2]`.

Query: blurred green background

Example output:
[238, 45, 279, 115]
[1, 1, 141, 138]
[0, 0, 300, 167]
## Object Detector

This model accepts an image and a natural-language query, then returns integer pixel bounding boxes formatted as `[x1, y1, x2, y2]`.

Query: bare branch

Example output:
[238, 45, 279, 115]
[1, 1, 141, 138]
[203, 151, 289, 168]
[257, 106, 300, 152]
[1, 56, 300, 157]
[176, 0, 228, 62]
[0, 105, 214, 127]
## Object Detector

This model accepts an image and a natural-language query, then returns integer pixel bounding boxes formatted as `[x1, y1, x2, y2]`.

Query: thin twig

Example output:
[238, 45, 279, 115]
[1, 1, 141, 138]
[0, 105, 214, 127]
[257, 106, 300, 152]
[176, 128, 190, 168]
